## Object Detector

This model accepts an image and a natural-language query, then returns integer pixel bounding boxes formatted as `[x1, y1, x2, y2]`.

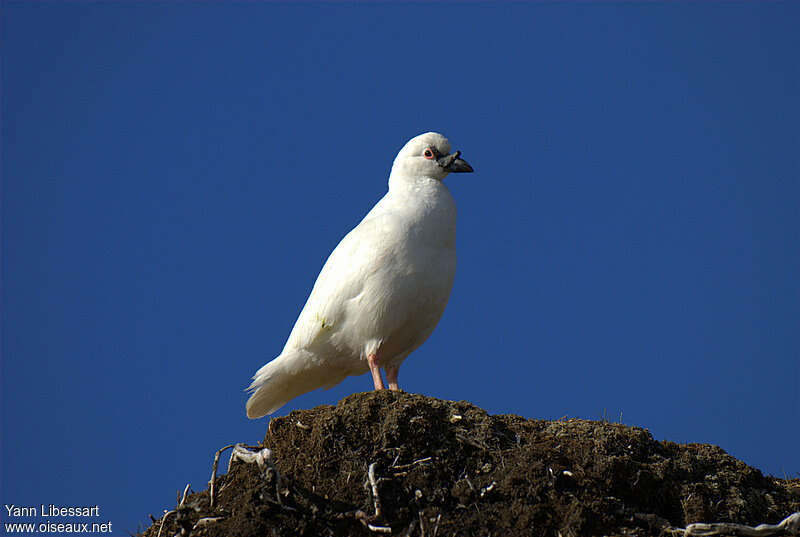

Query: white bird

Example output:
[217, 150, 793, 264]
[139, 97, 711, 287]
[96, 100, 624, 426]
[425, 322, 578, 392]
[246, 132, 473, 418]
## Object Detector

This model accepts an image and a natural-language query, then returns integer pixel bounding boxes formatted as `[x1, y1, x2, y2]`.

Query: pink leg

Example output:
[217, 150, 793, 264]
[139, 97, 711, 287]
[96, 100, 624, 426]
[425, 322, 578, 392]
[386, 365, 400, 391]
[367, 353, 385, 390]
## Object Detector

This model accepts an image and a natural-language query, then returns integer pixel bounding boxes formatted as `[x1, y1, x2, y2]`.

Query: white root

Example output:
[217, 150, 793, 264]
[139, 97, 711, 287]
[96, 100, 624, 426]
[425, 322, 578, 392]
[368, 462, 383, 518]
[354, 509, 392, 534]
[230, 444, 273, 467]
[193, 516, 223, 529]
[391, 456, 433, 471]
[432, 512, 442, 537]
[179, 483, 191, 507]
[355, 462, 393, 533]
[667, 512, 800, 537]
[208, 444, 236, 510]
[156, 483, 192, 537]
[209, 443, 284, 511]
[230, 444, 290, 508]
[155, 510, 174, 537]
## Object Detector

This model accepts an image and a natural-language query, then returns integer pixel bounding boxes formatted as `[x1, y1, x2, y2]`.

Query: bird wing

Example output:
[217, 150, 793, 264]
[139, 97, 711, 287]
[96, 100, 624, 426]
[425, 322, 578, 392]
[283, 204, 402, 354]
[246, 211, 397, 418]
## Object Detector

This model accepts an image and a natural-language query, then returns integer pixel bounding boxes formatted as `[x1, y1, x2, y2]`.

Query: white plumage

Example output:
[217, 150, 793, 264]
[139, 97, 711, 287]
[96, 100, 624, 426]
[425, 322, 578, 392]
[246, 132, 473, 418]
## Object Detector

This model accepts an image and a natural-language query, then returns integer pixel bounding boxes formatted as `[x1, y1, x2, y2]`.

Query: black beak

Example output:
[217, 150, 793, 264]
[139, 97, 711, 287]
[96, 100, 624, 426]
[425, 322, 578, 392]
[437, 150, 473, 173]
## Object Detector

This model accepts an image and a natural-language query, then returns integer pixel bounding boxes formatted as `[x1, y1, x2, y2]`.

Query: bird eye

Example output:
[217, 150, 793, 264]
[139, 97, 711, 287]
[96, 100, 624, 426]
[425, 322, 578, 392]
[423, 148, 435, 159]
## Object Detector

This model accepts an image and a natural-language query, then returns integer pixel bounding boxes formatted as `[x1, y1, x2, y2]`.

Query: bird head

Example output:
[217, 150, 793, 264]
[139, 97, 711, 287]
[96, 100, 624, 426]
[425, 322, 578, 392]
[391, 132, 473, 181]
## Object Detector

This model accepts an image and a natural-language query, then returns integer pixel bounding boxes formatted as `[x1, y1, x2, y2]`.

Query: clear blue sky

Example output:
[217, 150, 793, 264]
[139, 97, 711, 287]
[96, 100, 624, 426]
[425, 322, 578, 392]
[2, 2, 798, 534]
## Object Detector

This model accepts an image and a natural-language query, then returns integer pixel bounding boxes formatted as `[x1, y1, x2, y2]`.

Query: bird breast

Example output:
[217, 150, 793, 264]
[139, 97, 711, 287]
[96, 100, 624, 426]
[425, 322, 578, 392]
[342, 190, 456, 361]
[287, 179, 457, 370]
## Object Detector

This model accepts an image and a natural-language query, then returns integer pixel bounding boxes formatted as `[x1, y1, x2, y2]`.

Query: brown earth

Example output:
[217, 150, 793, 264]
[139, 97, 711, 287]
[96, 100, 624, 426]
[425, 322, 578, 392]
[140, 391, 799, 537]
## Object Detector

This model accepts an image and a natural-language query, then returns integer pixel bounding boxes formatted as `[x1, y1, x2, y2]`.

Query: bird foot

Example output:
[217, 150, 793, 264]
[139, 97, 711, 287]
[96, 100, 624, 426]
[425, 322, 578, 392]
[367, 353, 385, 390]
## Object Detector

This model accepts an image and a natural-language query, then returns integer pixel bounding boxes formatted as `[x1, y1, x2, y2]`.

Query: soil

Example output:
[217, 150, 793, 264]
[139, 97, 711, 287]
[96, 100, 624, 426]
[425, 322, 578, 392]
[140, 391, 800, 537]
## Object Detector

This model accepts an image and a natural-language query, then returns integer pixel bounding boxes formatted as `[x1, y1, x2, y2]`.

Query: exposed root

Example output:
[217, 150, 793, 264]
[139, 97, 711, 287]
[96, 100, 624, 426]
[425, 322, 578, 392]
[350, 462, 393, 533]
[391, 456, 433, 471]
[208, 444, 236, 510]
[367, 522, 393, 534]
[367, 462, 383, 519]
[454, 432, 489, 450]
[666, 512, 800, 537]
[432, 512, 442, 537]
[192, 516, 224, 530]
[155, 510, 174, 537]
[179, 483, 191, 507]
[230, 444, 292, 509]
[156, 483, 192, 537]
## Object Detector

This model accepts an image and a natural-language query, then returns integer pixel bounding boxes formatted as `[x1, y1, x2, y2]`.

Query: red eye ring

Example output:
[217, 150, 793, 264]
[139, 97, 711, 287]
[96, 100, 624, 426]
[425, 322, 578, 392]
[423, 148, 435, 159]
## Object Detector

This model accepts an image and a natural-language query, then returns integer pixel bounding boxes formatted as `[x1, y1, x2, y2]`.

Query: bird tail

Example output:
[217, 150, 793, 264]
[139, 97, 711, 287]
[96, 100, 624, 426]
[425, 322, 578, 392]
[245, 350, 342, 419]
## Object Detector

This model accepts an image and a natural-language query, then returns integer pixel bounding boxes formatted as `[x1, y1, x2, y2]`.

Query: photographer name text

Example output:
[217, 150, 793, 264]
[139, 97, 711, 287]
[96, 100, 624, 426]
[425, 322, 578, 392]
[3, 504, 112, 534]
[5, 505, 100, 518]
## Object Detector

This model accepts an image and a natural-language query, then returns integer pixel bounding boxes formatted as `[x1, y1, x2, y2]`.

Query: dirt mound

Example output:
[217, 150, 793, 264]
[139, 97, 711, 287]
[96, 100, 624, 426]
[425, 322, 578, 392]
[141, 391, 799, 536]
